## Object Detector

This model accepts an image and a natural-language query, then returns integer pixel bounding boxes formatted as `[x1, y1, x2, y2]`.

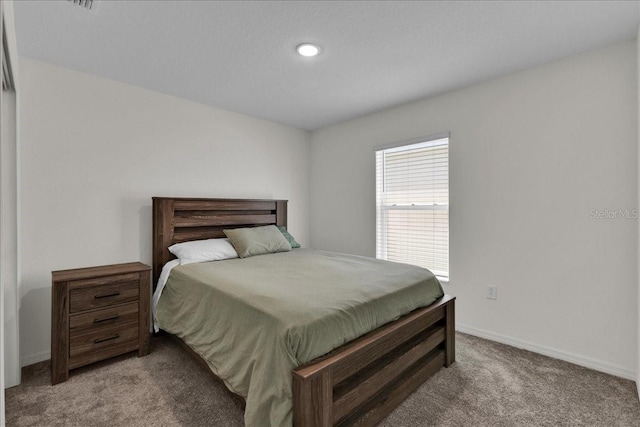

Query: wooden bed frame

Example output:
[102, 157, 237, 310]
[152, 197, 455, 426]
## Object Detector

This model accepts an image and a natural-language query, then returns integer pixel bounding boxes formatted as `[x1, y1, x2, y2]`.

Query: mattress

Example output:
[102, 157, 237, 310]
[155, 248, 444, 426]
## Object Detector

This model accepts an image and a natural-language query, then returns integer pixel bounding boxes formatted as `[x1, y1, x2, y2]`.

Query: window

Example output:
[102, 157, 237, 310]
[376, 136, 449, 279]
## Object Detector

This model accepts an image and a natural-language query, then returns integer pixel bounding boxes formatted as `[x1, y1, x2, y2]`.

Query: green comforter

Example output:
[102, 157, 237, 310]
[156, 249, 444, 426]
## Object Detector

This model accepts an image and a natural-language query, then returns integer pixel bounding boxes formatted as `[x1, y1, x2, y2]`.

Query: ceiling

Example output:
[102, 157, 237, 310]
[13, 0, 640, 131]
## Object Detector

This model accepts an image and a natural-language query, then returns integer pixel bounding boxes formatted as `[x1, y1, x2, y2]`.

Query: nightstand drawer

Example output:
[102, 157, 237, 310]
[69, 302, 139, 335]
[68, 341, 140, 371]
[69, 322, 139, 358]
[69, 280, 139, 313]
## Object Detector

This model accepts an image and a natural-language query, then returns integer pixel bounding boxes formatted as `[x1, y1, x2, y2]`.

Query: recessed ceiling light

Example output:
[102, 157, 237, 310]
[296, 43, 320, 57]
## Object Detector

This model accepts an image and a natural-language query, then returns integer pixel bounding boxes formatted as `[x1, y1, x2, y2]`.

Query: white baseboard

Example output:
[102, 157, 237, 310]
[21, 350, 50, 368]
[456, 323, 636, 381]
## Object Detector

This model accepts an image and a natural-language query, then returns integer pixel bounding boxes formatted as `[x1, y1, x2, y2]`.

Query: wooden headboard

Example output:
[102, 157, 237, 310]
[152, 197, 288, 286]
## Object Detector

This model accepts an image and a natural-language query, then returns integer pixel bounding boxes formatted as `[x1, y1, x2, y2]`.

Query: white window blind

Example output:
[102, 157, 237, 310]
[376, 137, 449, 279]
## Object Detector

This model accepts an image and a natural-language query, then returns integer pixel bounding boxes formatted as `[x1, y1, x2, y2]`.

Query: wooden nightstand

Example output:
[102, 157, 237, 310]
[51, 262, 151, 385]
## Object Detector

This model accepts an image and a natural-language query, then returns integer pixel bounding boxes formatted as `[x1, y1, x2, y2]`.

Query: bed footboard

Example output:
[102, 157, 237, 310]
[292, 295, 455, 427]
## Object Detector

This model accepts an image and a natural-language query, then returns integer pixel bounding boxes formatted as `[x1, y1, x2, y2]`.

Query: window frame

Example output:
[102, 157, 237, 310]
[375, 133, 450, 281]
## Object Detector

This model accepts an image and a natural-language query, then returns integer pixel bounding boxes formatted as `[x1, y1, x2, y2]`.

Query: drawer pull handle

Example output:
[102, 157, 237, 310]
[94, 291, 120, 299]
[93, 315, 120, 324]
[94, 334, 119, 344]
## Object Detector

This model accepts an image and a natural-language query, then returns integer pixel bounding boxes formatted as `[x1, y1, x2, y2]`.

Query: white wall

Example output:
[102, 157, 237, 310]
[310, 41, 638, 379]
[18, 58, 310, 365]
[2, 89, 17, 385]
[2, 0, 20, 400]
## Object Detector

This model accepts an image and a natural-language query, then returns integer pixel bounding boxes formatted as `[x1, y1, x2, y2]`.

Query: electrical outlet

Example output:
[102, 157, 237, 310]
[487, 285, 498, 300]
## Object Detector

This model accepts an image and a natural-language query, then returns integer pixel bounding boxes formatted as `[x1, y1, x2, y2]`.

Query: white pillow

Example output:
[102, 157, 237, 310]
[169, 238, 238, 265]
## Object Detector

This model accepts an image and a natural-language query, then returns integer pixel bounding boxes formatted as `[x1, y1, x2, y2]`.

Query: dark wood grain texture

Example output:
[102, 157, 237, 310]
[445, 299, 456, 367]
[69, 301, 138, 334]
[69, 280, 139, 313]
[138, 268, 151, 356]
[51, 279, 69, 385]
[68, 341, 140, 370]
[51, 262, 151, 384]
[69, 322, 139, 357]
[293, 370, 332, 427]
[151, 197, 455, 426]
[332, 328, 445, 422]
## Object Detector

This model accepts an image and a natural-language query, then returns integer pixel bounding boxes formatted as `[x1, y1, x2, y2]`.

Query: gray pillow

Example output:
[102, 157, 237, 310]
[224, 225, 292, 258]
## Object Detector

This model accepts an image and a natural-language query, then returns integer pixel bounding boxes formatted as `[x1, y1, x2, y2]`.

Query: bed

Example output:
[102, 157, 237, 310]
[152, 197, 455, 426]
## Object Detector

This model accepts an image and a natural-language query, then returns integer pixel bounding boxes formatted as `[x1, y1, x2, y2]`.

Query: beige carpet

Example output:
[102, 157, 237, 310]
[6, 333, 640, 426]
